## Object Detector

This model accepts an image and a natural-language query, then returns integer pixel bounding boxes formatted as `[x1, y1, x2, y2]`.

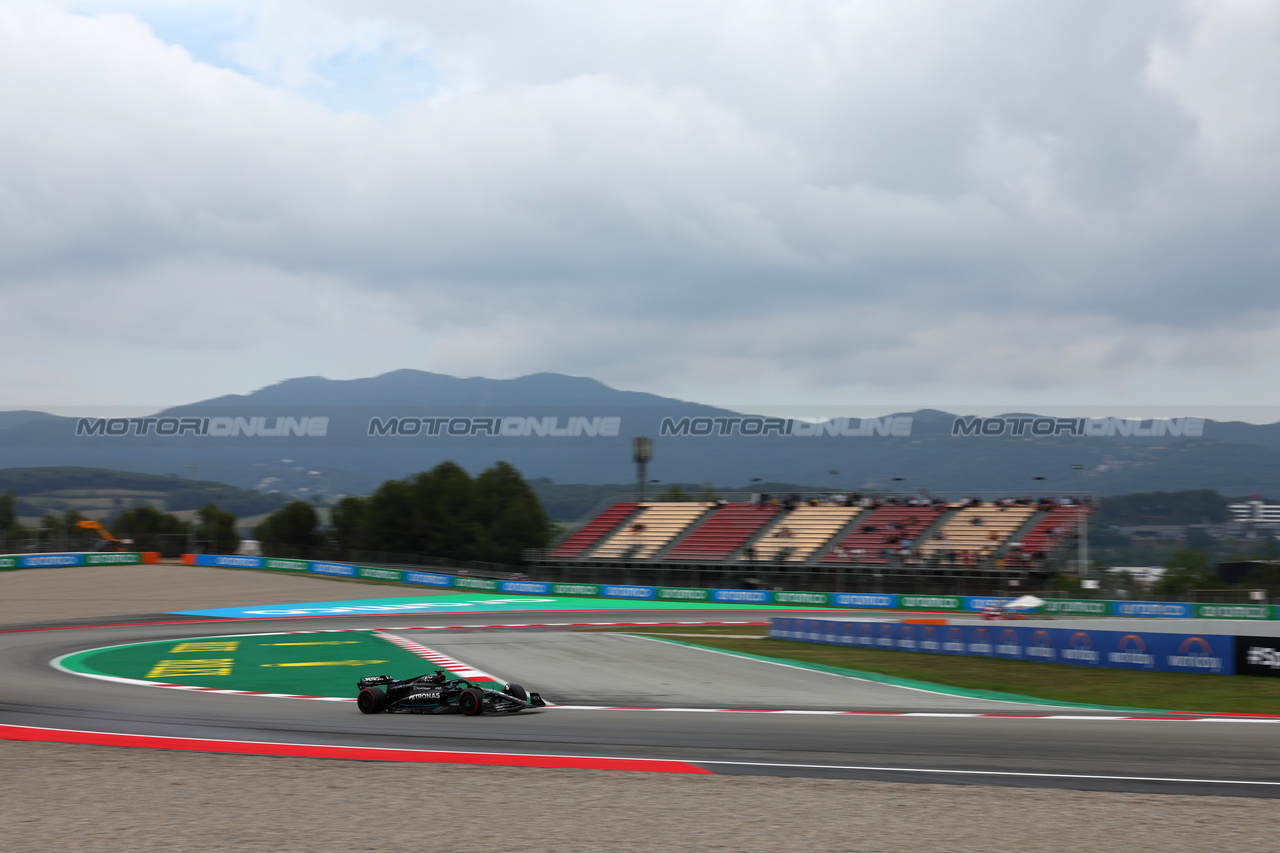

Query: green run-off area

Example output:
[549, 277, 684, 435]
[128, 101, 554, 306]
[58, 632, 464, 698]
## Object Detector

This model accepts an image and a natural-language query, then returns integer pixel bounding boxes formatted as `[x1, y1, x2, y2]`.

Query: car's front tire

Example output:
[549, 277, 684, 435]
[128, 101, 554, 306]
[458, 688, 485, 716]
[357, 686, 387, 714]
[503, 683, 528, 703]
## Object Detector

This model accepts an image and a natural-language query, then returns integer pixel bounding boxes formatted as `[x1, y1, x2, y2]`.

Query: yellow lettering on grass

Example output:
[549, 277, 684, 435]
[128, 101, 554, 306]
[261, 641, 359, 646]
[170, 641, 240, 653]
[259, 660, 388, 668]
[147, 659, 234, 678]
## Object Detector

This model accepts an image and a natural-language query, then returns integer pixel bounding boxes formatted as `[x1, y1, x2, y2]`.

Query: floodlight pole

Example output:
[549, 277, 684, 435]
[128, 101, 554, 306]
[633, 437, 653, 501]
[1071, 464, 1088, 577]
[1079, 507, 1088, 577]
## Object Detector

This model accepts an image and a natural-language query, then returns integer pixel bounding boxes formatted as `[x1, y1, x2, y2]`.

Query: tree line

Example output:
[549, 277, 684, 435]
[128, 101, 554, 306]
[0, 489, 239, 556]
[255, 461, 552, 565]
[2, 460, 550, 565]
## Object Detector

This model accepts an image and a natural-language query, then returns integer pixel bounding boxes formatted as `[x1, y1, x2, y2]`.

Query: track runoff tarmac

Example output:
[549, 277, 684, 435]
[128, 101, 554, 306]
[2, 588, 1279, 798]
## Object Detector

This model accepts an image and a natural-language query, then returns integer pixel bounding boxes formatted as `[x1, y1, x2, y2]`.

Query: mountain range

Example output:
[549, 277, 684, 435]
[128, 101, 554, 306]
[1, 370, 1278, 503]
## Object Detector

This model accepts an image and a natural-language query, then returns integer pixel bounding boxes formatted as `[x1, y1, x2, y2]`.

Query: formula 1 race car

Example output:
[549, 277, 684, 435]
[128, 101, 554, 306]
[356, 671, 547, 715]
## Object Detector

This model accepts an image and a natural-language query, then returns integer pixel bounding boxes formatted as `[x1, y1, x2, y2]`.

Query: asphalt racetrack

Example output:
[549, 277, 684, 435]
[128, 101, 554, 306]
[5, 601, 1279, 798]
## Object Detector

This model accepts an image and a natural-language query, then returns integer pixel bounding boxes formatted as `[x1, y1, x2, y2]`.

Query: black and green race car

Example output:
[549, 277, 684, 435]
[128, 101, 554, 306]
[356, 670, 547, 715]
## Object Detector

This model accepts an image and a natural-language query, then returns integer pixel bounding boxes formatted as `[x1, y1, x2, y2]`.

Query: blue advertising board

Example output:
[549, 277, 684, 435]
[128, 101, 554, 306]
[500, 580, 551, 595]
[309, 561, 357, 578]
[19, 553, 85, 568]
[404, 571, 452, 586]
[831, 593, 898, 609]
[189, 554, 265, 569]
[711, 589, 772, 604]
[600, 584, 657, 600]
[1110, 601, 1195, 618]
[770, 618, 1235, 675]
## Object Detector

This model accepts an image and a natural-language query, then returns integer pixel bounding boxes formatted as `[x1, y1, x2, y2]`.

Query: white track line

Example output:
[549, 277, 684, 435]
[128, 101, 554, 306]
[373, 632, 496, 680]
[694, 759, 1280, 787]
[622, 632, 1069, 708]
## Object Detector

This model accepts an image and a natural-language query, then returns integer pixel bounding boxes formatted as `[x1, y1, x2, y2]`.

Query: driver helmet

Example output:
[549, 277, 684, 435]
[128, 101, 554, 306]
[429, 670, 447, 684]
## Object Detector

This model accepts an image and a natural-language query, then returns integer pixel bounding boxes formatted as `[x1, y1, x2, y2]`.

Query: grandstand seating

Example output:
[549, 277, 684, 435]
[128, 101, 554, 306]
[550, 501, 639, 558]
[747, 505, 862, 562]
[918, 503, 1036, 556]
[1017, 504, 1087, 555]
[664, 502, 780, 561]
[822, 503, 948, 564]
[588, 502, 715, 559]
[540, 495, 1093, 576]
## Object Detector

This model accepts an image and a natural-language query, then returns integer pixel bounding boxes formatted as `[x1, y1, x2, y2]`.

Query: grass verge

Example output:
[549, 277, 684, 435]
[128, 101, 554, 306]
[580, 625, 1280, 715]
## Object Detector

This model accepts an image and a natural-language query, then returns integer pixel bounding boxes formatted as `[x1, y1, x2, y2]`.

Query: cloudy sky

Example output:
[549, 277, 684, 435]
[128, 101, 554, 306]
[3, 0, 1279, 418]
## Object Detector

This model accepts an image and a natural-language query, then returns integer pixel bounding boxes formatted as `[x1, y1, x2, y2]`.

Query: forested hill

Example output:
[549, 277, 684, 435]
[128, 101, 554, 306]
[1, 370, 1279, 497]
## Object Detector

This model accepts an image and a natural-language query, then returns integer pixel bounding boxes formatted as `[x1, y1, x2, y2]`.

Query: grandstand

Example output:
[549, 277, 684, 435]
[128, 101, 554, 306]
[587, 502, 715, 559]
[1018, 503, 1089, 557]
[549, 501, 638, 558]
[665, 502, 780, 561]
[916, 502, 1037, 558]
[822, 503, 948, 564]
[529, 492, 1093, 594]
[749, 504, 862, 562]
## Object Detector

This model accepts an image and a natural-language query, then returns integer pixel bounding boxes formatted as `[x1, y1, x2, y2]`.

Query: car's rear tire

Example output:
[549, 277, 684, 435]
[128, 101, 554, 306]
[458, 688, 485, 716]
[503, 683, 528, 702]
[357, 686, 387, 714]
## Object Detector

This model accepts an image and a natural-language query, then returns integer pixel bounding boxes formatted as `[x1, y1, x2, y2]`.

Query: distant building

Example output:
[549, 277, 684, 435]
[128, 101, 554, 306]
[1107, 566, 1166, 585]
[1228, 500, 1280, 537]
[1115, 525, 1186, 539]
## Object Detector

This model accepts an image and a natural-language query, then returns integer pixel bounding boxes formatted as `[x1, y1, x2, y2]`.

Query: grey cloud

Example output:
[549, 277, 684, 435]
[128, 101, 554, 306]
[5, 0, 1280, 405]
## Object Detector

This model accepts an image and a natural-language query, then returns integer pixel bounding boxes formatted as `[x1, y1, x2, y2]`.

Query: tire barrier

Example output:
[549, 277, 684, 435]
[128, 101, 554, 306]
[770, 617, 1242, 676]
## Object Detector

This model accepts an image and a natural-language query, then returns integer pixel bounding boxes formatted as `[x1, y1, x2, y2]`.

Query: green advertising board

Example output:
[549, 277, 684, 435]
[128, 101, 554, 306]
[551, 583, 600, 597]
[773, 591, 831, 606]
[899, 595, 962, 611]
[1040, 599, 1109, 616]
[657, 587, 711, 602]
[357, 566, 405, 582]
[265, 559, 310, 572]
[84, 553, 141, 566]
[1195, 603, 1272, 620]
[452, 576, 500, 592]
[0, 556, 16, 569]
